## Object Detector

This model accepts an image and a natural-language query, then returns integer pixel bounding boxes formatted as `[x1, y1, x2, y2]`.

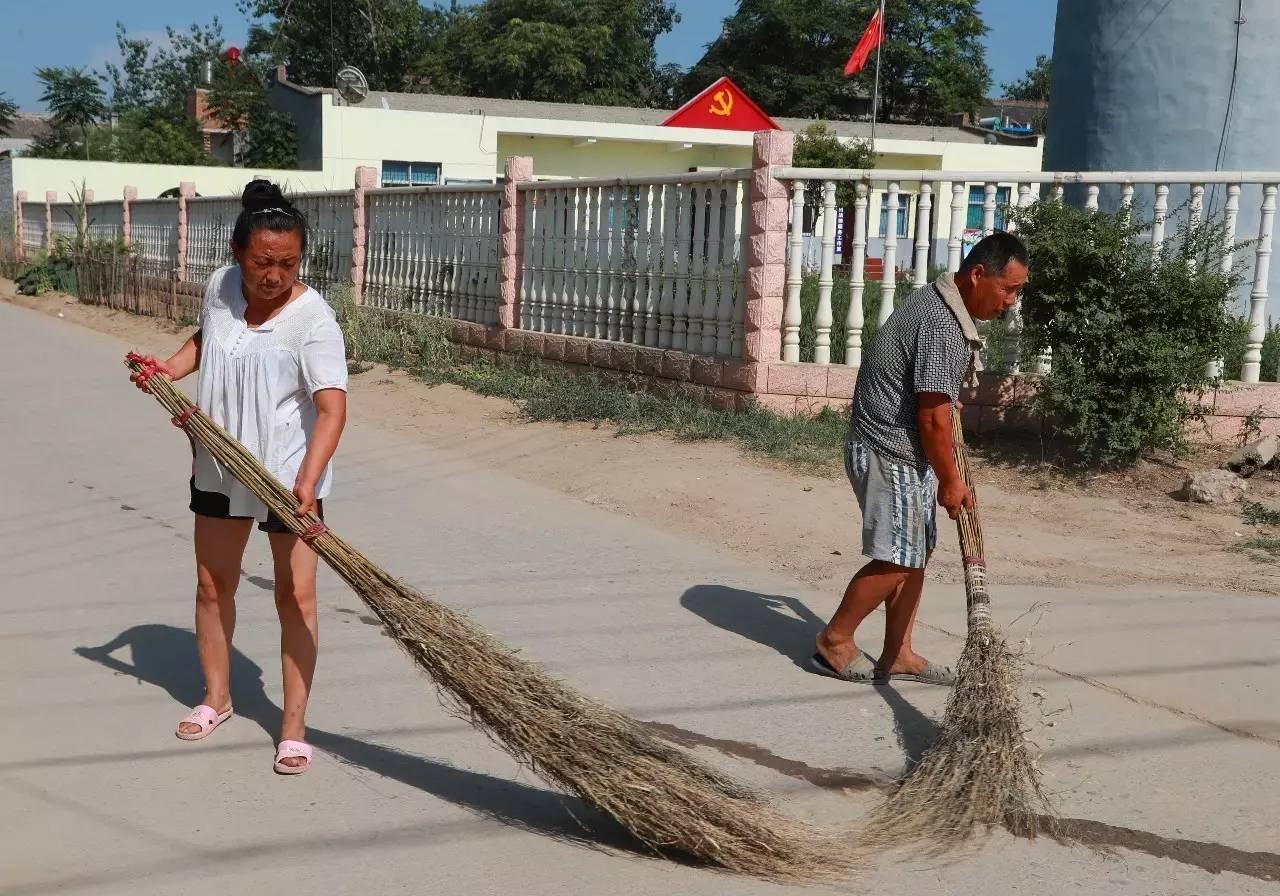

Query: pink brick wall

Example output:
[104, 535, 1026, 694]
[176, 182, 195, 282]
[351, 166, 378, 304]
[122, 187, 137, 248]
[742, 131, 794, 363]
[44, 191, 56, 251]
[499, 156, 533, 329]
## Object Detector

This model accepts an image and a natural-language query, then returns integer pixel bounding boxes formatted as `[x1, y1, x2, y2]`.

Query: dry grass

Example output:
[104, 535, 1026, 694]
[123, 354, 853, 881]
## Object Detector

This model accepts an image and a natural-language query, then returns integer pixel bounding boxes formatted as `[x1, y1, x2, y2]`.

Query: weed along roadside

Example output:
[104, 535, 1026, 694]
[331, 287, 852, 473]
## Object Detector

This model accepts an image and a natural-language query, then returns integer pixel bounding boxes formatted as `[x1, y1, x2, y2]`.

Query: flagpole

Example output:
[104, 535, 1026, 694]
[869, 0, 886, 155]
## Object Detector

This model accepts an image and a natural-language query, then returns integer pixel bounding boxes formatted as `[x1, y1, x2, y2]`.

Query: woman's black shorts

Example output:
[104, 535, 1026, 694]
[189, 478, 323, 534]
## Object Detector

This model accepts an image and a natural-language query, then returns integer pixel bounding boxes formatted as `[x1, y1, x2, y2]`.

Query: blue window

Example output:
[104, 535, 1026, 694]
[966, 185, 1011, 230]
[381, 161, 441, 187]
[879, 193, 910, 238]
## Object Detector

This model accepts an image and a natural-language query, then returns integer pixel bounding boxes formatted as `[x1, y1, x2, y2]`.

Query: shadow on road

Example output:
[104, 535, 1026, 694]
[73, 623, 645, 858]
[679, 585, 940, 766]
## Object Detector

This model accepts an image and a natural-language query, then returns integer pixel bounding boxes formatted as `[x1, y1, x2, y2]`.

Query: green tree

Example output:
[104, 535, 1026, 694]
[239, 0, 442, 92]
[1001, 54, 1050, 102]
[683, 0, 988, 125]
[243, 106, 298, 168]
[0, 92, 17, 137]
[793, 122, 873, 208]
[99, 21, 225, 119]
[681, 0, 874, 120]
[35, 67, 108, 160]
[418, 0, 680, 107]
[113, 108, 215, 165]
[207, 56, 297, 168]
[25, 124, 113, 160]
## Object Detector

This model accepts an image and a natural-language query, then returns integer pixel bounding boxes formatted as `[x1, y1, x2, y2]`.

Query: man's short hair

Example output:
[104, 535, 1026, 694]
[958, 231, 1028, 276]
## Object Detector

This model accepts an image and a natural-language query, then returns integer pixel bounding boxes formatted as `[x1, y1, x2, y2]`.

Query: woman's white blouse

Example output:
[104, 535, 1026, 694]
[192, 265, 348, 521]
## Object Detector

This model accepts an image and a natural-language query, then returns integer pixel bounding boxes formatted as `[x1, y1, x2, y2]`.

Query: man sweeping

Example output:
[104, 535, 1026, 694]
[812, 232, 1028, 686]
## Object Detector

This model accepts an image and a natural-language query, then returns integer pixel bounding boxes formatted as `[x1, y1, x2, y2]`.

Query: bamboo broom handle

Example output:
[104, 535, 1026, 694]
[949, 403, 991, 630]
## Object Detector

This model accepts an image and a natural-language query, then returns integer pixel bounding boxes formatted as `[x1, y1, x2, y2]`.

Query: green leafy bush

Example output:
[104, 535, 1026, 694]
[1012, 199, 1245, 467]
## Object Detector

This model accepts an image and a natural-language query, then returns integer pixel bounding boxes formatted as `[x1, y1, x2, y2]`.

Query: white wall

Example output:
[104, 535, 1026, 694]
[9, 157, 343, 203]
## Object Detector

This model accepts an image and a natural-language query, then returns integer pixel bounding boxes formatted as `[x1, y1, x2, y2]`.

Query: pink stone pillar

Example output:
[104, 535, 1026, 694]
[351, 166, 377, 304]
[122, 186, 137, 248]
[743, 130, 795, 365]
[176, 181, 195, 281]
[15, 191, 25, 260]
[45, 191, 57, 252]
[498, 155, 533, 329]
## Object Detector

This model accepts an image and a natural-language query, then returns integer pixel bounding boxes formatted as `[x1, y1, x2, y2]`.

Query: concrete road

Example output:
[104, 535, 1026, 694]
[1, 299, 1277, 895]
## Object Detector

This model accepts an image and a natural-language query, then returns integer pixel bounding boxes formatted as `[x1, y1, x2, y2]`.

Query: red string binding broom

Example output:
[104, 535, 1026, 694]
[124, 353, 849, 881]
[865, 404, 1056, 852]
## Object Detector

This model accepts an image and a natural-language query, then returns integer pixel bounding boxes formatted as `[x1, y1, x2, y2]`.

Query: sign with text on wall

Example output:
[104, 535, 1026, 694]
[660, 77, 781, 132]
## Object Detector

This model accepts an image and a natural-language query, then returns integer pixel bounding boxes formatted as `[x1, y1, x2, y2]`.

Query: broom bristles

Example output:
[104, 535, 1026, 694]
[865, 621, 1055, 852]
[864, 405, 1057, 851]
[124, 356, 852, 881]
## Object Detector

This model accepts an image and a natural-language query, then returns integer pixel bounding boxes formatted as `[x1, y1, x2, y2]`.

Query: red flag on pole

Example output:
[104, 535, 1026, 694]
[843, 8, 884, 77]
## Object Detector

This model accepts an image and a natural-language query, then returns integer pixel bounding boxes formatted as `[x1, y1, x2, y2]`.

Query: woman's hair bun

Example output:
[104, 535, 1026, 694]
[241, 179, 287, 212]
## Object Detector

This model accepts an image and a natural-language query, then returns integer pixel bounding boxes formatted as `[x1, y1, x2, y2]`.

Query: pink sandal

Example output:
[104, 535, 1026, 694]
[175, 704, 233, 741]
[274, 740, 313, 775]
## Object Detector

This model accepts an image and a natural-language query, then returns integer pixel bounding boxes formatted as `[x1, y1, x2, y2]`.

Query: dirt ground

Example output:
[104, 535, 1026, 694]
[9, 283, 1279, 598]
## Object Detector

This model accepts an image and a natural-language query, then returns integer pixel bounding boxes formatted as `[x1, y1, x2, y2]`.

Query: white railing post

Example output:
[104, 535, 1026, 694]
[714, 182, 741, 356]
[1208, 182, 1243, 379]
[699, 185, 723, 355]
[590, 186, 608, 338]
[671, 186, 692, 351]
[982, 182, 997, 235]
[1085, 185, 1101, 212]
[657, 183, 678, 348]
[880, 182, 900, 325]
[782, 179, 805, 362]
[1004, 183, 1035, 374]
[947, 182, 966, 273]
[1243, 184, 1278, 383]
[913, 181, 933, 287]
[1120, 182, 1135, 217]
[814, 180, 837, 364]
[14, 192, 25, 261]
[1151, 183, 1170, 259]
[685, 188, 706, 350]
[846, 181, 869, 367]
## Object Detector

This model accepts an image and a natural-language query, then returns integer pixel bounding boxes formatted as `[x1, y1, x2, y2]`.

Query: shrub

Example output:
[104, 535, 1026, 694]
[1012, 199, 1246, 466]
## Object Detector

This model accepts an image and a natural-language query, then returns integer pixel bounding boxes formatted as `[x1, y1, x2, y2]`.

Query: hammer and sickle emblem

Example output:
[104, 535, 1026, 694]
[709, 89, 734, 117]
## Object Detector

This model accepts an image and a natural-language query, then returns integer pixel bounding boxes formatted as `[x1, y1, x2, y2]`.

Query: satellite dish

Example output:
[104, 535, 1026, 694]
[335, 66, 369, 105]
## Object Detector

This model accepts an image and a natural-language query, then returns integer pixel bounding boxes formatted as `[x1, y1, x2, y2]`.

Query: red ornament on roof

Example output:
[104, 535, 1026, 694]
[224, 47, 241, 65]
[661, 77, 780, 132]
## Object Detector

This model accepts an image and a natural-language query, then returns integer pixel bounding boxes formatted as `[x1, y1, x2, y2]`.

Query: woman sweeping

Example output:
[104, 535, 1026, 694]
[130, 180, 349, 775]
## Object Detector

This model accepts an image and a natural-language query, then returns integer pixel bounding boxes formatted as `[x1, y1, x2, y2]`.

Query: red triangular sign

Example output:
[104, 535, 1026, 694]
[661, 77, 781, 132]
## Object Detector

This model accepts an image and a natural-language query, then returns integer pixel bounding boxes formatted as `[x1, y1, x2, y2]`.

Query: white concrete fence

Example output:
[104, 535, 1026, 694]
[12, 154, 1279, 385]
[776, 168, 1280, 383]
[364, 184, 501, 323]
[519, 171, 750, 354]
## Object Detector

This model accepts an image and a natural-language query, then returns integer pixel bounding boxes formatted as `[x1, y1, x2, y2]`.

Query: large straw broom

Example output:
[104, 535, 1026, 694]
[865, 404, 1056, 851]
[123, 353, 848, 881]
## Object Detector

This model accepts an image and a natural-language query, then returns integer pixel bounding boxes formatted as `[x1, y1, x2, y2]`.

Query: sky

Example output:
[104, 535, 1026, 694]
[0, 0, 1058, 113]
